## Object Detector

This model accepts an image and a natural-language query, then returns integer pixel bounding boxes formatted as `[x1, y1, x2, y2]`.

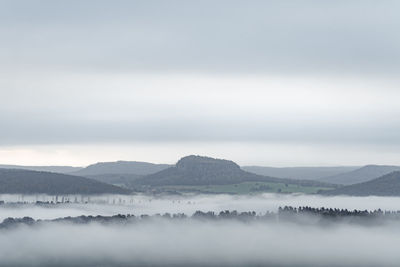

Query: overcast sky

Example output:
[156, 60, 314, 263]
[1, 0, 400, 166]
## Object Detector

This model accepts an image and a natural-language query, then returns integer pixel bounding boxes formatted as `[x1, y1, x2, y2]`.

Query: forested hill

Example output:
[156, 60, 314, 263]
[0, 169, 130, 195]
[321, 171, 400, 196]
[134, 155, 335, 188]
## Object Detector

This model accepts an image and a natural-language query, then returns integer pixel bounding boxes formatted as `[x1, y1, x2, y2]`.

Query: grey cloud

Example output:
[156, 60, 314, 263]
[1, 0, 400, 164]
[1, 114, 400, 146]
[0, 0, 399, 74]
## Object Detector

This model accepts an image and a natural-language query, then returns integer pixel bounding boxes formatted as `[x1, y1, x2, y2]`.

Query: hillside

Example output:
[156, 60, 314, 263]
[321, 171, 400, 196]
[0, 165, 83, 173]
[84, 173, 143, 188]
[318, 165, 400, 185]
[0, 169, 130, 195]
[134, 155, 335, 189]
[73, 161, 171, 176]
[242, 166, 359, 180]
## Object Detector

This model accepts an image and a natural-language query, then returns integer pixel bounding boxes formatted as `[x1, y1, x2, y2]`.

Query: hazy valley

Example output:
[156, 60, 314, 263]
[2, 0, 399, 266]
[2, 156, 400, 266]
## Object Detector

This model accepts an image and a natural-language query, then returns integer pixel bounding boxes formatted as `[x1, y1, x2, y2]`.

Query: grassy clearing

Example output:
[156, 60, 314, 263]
[158, 181, 333, 195]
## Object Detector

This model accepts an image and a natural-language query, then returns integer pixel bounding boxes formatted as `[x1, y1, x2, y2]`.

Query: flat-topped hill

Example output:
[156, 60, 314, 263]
[134, 155, 333, 188]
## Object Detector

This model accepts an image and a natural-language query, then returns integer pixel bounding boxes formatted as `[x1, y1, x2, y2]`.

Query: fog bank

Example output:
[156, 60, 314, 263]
[2, 193, 400, 221]
[2, 194, 400, 266]
[1, 219, 400, 266]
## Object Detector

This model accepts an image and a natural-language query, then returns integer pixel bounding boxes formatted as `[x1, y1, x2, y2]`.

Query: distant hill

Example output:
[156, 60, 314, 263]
[0, 165, 83, 173]
[0, 169, 130, 195]
[73, 161, 171, 176]
[84, 173, 143, 188]
[242, 166, 359, 180]
[321, 171, 400, 196]
[134, 155, 335, 188]
[318, 165, 400, 185]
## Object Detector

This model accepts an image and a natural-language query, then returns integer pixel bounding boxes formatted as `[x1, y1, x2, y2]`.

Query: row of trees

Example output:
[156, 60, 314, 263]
[2, 206, 400, 228]
[279, 206, 387, 217]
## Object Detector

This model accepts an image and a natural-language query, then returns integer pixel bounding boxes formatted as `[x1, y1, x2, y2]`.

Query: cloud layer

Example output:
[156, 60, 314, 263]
[1, 1, 400, 165]
[1, 0, 399, 74]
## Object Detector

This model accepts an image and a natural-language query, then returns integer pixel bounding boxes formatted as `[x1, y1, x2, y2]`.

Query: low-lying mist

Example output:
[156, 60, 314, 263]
[2, 193, 400, 221]
[2, 193, 400, 266]
[1, 218, 400, 267]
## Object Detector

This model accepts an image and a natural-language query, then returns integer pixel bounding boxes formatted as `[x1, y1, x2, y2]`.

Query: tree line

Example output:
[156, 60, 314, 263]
[2, 206, 400, 229]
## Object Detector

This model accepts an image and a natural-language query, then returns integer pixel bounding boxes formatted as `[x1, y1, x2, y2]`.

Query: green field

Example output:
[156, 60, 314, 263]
[156, 181, 333, 195]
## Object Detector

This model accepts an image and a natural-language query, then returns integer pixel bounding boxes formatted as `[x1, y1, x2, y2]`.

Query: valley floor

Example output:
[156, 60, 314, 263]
[152, 181, 333, 194]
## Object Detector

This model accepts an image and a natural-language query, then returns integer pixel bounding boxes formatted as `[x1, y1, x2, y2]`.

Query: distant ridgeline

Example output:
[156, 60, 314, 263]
[2, 206, 400, 229]
[320, 171, 400, 196]
[3, 156, 400, 196]
[0, 169, 130, 195]
[0, 156, 336, 195]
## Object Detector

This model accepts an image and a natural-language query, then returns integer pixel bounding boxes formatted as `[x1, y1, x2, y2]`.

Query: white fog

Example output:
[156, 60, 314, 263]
[1, 216, 400, 266]
[1, 193, 400, 221]
[1, 194, 400, 266]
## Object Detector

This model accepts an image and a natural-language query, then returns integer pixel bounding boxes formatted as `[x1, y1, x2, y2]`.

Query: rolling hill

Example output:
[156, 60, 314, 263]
[83, 173, 143, 188]
[133, 155, 335, 189]
[321, 171, 400, 196]
[72, 161, 171, 176]
[318, 165, 400, 185]
[0, 169, 130, 195]
[242, 166, 359, 180]
[0, 164, 83, 173]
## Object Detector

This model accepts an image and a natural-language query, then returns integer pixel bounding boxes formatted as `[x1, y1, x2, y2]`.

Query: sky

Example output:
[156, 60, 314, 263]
[1, 0, 400, 166]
